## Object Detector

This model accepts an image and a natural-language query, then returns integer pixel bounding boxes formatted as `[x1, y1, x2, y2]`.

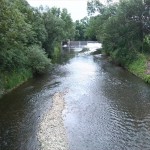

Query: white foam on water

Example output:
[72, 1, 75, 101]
[83, 42, 102, 54]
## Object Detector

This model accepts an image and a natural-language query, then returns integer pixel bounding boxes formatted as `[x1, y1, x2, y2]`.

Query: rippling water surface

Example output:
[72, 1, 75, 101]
[0, 43, 150, 150]
[63, 54, 150, 150]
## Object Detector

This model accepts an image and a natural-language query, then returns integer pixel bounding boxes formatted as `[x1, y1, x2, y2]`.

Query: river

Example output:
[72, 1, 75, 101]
[0, 42, 150, 150]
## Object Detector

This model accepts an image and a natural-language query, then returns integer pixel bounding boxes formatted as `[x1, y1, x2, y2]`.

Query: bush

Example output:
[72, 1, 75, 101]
[128, 54, 147, 77]
[0, 69, 32, 94]
[127, 54, 150, 83]
[27, 45, 51, 74]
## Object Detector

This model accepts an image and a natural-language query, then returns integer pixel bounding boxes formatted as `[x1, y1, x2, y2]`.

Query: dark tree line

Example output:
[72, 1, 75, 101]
[0, 0, 75, 73]
[0, 0, 75, 91]
[86, 0, 150, 66]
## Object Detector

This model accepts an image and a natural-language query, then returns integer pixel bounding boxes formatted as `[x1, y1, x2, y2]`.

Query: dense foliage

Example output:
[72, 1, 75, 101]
[87, 0, 150, 65]
[74, 16, 97, 41]
[0, 0, 75, 93]
[88, 0, 150, 65]
[86, 0, 150, 81]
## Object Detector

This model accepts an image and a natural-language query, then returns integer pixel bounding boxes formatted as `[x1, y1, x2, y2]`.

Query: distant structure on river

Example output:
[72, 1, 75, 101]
[62, 41, 101, 49]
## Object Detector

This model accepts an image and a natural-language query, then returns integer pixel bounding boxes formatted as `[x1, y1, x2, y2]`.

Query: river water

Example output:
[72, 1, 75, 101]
[0, 43, 150, 150]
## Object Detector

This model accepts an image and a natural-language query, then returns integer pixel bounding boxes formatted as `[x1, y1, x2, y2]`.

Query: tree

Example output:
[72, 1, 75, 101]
[87, 0, 105, 16]
[0, 0, 75, 73]
[0, 0, 54, 73]
[87, 0, 150, 65]
[0, 0, 32, 70]
[74, 17, 91, 41]
[61, 8, 75, 40]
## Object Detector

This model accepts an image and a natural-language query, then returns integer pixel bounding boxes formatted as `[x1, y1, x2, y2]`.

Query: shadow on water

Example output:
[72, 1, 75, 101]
[52, 48, 76, 65]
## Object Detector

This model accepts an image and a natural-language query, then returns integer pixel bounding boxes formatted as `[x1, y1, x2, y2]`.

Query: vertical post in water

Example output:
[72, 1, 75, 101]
[60, 41, 62, 53]
[68, 39, 70, 52]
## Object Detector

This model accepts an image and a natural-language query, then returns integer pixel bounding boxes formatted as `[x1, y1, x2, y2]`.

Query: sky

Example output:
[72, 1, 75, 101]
[26, 0, 90, 21]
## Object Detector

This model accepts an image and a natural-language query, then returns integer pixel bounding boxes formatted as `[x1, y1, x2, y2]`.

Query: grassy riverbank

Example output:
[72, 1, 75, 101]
[0, 69, 33, 97]
[0, 0, 75, 98]
[85, 0, 150, 84]
[104, 51, 150, 84]
[0, 44, 63, 98]
[128, 54, 150, 83]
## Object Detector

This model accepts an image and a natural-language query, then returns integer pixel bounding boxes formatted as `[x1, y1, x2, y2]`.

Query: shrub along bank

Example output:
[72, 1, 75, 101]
[86, 0, 150, 83]
[128, 54, 150, 83]
[0, 0, 75, 97]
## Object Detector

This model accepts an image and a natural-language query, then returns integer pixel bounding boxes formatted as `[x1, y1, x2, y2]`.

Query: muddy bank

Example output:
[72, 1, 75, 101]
[38, 92, 68, 150]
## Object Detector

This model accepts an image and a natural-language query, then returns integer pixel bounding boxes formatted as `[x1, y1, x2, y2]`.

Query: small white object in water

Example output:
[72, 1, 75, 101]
[63, 44, 67, 48]
[86, 42, 102, 53]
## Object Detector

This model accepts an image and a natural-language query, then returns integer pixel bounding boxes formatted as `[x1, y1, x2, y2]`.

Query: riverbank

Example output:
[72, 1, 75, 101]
[0, 69, 33, 98]
[106, 52, 150, 83]
[38, 92, 68, 150]
[127, 54, 150, 83]
[0, 45, 61, 99]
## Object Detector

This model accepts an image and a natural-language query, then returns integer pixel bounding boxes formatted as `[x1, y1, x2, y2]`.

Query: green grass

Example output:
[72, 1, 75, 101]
[128, 54, 150, 83]
[0, 69, 32, 97]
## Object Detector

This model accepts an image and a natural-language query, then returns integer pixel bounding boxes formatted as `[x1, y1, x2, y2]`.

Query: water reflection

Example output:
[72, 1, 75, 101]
[53, 48, 76, 65]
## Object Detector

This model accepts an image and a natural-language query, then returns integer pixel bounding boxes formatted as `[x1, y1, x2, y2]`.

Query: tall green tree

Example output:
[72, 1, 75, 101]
[0, 0, 32, 70]
[74, 17, 91, 41]
[61, 8, 75, 40]
[42, 7, 75, 57]
[87, 0, 150, 65]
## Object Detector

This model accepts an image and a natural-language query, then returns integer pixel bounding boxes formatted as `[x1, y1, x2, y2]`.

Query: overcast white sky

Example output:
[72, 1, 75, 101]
[26, 0, 94, 21]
